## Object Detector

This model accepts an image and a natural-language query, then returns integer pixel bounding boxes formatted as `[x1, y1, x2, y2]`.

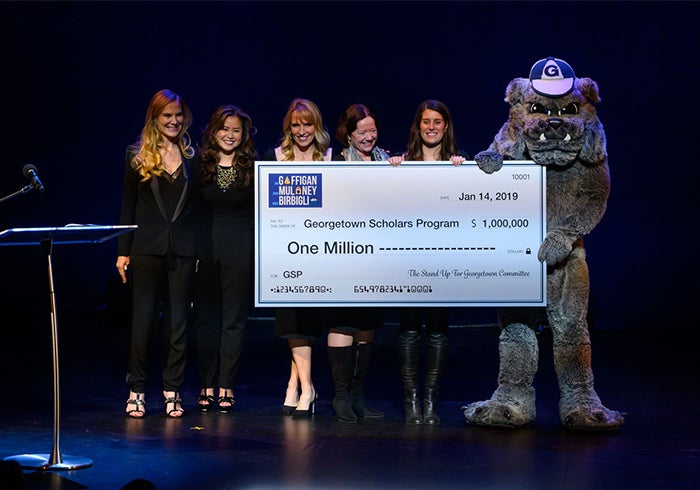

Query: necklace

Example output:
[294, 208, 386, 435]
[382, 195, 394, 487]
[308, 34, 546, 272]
[217, 165, 237, 192]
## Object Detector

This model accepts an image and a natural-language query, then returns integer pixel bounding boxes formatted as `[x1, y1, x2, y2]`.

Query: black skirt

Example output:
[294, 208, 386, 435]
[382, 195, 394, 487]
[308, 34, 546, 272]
[323, 307, 385, 332]
[274, 307, 324, 339]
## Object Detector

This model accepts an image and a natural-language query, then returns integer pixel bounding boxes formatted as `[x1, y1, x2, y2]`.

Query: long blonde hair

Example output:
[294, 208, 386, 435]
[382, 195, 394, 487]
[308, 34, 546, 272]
[129, 89, 194, 181]
[278, 98, 329, 161]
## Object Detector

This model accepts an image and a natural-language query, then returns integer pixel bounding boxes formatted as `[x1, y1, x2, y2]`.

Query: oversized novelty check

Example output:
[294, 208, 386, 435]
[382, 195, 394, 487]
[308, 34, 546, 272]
[254, 161, 546, 307]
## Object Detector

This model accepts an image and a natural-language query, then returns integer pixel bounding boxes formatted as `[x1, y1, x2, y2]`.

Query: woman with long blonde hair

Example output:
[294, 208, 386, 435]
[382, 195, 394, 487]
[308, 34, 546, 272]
[263, 98, 331, 419]
[117, 88, 199, 418]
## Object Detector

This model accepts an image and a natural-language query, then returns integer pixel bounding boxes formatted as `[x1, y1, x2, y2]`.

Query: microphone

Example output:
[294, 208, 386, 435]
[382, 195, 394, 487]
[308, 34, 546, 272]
[23, 164, 45, 193]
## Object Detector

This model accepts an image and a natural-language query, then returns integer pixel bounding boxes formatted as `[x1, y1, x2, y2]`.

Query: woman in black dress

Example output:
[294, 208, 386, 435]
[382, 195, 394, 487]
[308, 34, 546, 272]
[263, 98, 332, 419]
[325, 103, 389, 423]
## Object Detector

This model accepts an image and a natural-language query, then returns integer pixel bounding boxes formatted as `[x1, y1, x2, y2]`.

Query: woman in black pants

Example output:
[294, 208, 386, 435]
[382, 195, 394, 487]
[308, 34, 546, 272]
[389, 99, 469, 425]
[192, 105, 257, 413]
[396, 309, 450, 425]
[118, 89, 199, 418]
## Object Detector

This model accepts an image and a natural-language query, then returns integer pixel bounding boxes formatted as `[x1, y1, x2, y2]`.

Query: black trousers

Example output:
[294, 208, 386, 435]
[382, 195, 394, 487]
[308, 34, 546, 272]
[126, 255, 196, 393]
[397, 307, 449, 335]
[193, 253, 251, 390]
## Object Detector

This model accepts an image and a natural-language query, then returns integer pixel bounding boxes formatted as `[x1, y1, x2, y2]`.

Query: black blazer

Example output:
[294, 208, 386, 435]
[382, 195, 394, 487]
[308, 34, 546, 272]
[117, 150, 199, 258]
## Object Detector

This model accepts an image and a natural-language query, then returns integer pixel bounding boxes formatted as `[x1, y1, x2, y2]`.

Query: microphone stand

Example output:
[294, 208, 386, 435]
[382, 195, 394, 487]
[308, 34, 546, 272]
[1, 225, 135, 470]
[0, 183, 37, 205]
[0, 176, 91, 469]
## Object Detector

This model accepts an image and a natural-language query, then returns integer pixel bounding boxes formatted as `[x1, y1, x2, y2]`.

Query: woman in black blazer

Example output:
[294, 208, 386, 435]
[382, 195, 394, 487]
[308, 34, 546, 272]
[117, 89, 199, 418]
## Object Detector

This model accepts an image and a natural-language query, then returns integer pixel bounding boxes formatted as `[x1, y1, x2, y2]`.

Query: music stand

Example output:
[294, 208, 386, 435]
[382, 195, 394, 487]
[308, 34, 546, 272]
[0, 225, 137, 470]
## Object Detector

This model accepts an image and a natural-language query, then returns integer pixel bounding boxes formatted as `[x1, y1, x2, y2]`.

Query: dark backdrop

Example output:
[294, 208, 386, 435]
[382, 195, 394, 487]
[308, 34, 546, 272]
[1, 1, 696, 331]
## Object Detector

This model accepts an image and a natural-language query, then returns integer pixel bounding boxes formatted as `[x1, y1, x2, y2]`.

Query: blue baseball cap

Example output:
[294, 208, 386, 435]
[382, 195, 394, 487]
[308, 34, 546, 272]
[529, 57, 576, 97]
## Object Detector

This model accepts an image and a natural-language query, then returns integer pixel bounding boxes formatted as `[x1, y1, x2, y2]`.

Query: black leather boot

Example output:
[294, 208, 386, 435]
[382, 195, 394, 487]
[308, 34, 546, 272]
[328, 345, 358, 423]
[404, 388, 422, 425]
[398, 330, 422, 424]
[423, 332, 448, 425]
[423, 387, 440, 425]
[351, 343, 384, 419]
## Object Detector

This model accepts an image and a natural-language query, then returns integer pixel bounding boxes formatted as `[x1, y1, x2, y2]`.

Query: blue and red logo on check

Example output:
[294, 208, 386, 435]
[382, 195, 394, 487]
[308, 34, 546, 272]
[269, 174, 322, 207]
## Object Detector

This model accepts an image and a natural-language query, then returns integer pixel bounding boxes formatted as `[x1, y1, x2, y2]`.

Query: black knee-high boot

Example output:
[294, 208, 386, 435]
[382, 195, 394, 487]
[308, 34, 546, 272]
[423, 332, 448, 425]
[328, 345, 358, 423]
[397, 331, 422, 425]
[350, 343, 385, 418]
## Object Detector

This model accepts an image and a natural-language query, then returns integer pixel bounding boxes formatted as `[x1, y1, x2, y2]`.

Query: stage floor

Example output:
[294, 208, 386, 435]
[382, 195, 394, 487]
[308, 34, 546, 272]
[1, 305, 698, 489]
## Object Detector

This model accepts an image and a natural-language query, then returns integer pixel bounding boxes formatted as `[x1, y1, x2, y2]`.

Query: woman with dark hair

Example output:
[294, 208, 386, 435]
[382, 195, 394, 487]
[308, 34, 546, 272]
[118, 89, 198, 418]
[324, 103, 389, 422]
[390, 99, 466, 164]
[263, 98, 331, 419]
[192, 105, 257, 413]
[389, 99, 469, 425]
[334, 104, 389, 162]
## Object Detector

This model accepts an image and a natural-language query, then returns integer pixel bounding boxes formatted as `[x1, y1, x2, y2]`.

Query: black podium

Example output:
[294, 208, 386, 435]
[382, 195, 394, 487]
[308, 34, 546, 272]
[0, 225, 136, 470]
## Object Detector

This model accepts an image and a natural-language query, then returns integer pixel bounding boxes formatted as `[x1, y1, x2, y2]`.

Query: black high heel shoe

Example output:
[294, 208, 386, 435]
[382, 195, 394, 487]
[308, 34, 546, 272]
[164, 392, 184, 418]
[282, 388, 299, 415]
[126, 392, 146, 418]
[218, 389, 235, 414]
[292, 390, 317, 419]
[197, 394, 216, 412]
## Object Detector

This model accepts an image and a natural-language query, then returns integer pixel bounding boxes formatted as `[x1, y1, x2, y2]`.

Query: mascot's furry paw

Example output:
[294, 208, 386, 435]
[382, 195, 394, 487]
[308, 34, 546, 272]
[461, 385, 536, 428]
[474, 150, 503, 174]
[560, 397, 626, 431]
[538, 230, 573, 266]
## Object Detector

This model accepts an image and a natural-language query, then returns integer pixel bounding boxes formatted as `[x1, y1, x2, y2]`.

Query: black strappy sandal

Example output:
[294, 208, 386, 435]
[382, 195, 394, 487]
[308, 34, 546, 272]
[126, 393, 146, 418]
[197, 394, 216, 412]
[218, 390, 235, 414]
[164, 392, 184, 418]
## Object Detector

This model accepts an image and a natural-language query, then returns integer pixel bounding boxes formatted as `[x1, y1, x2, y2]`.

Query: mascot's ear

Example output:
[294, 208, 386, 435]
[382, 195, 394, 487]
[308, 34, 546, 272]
[576, 77, 607, 164]
[491, 78, 530, 160]
[504, 78, 530, 105]
[576, 77, 601, 104]
[579, 118, 607, 164]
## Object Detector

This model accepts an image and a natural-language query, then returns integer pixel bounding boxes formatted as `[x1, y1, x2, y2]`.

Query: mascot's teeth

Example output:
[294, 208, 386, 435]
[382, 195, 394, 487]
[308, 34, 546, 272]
[538, 133, 571, 142]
